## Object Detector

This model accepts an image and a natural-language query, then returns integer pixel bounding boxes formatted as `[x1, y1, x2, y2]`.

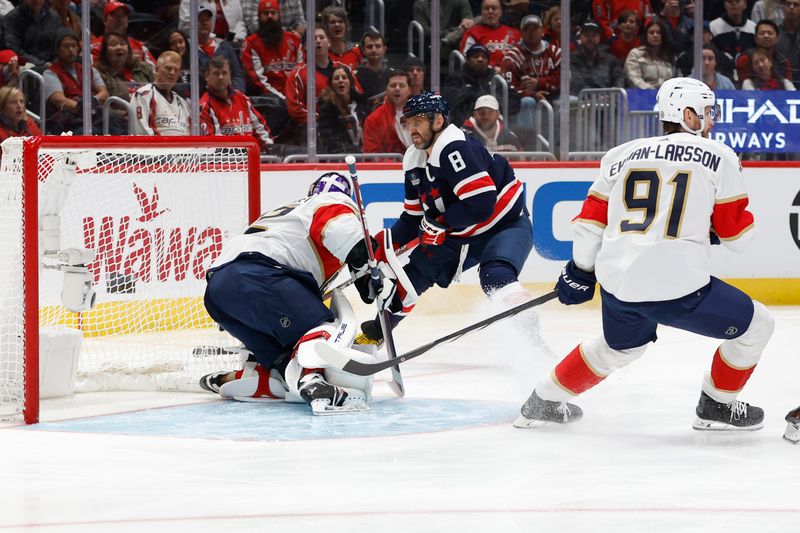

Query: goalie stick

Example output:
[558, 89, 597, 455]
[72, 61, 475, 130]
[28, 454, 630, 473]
[315, 290, 558, 376]
[345, 155, 405, 397]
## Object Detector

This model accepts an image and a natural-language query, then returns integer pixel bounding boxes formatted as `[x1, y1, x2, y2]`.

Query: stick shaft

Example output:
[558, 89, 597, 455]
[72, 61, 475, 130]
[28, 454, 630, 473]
[345, 156, 404, 396]
[336, 290, 558, 376]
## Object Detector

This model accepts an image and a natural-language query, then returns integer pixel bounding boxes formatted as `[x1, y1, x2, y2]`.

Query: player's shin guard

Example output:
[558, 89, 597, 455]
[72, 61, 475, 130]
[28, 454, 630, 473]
[535, 338, 647, 403]
[703, 301, 774, 404]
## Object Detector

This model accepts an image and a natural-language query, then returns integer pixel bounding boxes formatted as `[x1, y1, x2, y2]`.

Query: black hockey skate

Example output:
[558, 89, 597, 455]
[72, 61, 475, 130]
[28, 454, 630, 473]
[298, 373, 368, 415]
[199, 371, 233, 394]
[353, 319, 384, 349]
[783, 406, 800, 444]
[513, 390, 583, 428]
[692, 391, 764, 431]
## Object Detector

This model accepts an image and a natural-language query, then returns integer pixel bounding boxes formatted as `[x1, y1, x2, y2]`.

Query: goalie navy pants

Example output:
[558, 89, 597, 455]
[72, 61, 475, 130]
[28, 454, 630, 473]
[204, 253, 334, 369]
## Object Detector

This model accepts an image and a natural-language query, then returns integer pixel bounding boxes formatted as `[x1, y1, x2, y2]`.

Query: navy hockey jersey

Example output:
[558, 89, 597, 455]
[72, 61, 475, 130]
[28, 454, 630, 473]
[391, 124, 525, 245]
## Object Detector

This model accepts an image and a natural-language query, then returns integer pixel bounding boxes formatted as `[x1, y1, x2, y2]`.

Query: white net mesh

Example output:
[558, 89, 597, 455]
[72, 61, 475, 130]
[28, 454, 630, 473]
[0, 137, 256, 421]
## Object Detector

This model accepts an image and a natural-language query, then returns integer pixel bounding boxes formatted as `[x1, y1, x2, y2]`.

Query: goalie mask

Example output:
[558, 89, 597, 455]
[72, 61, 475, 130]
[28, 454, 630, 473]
[308, 172, 354, 197]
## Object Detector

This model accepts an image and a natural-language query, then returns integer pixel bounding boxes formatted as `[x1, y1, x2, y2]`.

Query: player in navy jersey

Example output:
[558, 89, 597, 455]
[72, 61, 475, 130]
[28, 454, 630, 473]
[358, 92, 541, 344]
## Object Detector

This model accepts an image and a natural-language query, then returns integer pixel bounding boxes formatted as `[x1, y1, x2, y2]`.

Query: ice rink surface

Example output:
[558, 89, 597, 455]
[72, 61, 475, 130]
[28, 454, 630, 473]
[2, 288, 799, 532]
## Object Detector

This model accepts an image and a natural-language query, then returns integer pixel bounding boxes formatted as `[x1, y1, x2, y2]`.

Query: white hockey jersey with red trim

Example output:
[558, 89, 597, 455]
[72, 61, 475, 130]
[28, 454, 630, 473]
[210, 193, 363, 287]
[572, 132, 754, 302]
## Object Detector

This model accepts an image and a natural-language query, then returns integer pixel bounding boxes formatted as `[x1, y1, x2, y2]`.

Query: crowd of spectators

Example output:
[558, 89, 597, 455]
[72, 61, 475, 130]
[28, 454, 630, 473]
[0, 0, 795, 156]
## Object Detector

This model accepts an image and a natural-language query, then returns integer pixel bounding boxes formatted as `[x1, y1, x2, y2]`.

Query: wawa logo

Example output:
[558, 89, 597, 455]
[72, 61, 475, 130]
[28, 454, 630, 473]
[81, 182, 224, 284]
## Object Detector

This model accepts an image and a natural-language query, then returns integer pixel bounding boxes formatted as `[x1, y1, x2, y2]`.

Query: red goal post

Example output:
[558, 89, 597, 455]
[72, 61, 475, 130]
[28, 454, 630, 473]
[0, 135, 261, 424]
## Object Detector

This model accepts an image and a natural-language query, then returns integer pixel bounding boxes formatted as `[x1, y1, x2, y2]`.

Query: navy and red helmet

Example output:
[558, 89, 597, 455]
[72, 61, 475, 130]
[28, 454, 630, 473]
[402, 92, 450, 122]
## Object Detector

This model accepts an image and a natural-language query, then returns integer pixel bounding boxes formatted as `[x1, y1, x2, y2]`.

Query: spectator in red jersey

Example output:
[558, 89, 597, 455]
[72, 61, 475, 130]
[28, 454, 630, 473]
[592, 0, 654, 40]
[742, 48, 796, 89]
[0, 86, 42, 142]
[501, 14, 561, 102]
[200, 55, 275, 152]
[657, 0, 693, 56]
[91, 1, 157, 70]
[240, 0, 303, 98]
[285, 26, 334, 126]
[461, 94, 522, 152]
[321, 5, 362, 71]
[0, 50, 20, 88]
[362, 69, 412, 155]
[318, 65, 369, 154]
[180, 0, 247, 43]
[403, 55, 427, 96]
[609, 10, 641, 61]
[736, 20, 794, 84]
[710, 0, 756, 83]
[43, 28, 108, 134]
[624, 18, 676, 88]
[355, 30, 392, 103]
[460, 0, 522, 70]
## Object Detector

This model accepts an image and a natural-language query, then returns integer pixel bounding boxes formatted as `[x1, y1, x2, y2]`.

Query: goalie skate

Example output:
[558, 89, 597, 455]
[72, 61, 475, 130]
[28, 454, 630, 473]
[513, 390, 583, 428]
[783, 406, 800, 444]
[692, 391, 764, 431]
[298, 373, 369, 416]
[199, 371, 233, 394]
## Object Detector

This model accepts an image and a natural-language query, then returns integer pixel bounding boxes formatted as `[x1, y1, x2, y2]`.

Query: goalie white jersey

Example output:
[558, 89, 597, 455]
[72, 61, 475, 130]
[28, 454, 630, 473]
[572, 132, 754, 302]
[211, 193, 363, 287]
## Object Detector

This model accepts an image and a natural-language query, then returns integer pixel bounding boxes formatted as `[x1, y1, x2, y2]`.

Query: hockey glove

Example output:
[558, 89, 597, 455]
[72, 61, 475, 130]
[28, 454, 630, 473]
[555, 260, 596, 305]
[419, 212, 447, 246]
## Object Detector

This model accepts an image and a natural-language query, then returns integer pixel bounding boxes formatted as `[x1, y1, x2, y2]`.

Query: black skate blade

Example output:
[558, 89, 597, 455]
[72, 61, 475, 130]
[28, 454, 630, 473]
[692, 418, 764, 431]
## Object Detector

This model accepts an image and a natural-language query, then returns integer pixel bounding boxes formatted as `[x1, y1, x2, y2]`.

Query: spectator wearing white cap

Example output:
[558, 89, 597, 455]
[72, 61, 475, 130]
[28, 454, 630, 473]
[461, 94, 522, 152]
[90, 1, 157, 69]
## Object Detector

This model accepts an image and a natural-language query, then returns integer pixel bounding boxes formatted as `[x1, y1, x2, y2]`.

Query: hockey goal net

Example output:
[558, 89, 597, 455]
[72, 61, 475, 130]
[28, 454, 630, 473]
[0, 136, 261, 424]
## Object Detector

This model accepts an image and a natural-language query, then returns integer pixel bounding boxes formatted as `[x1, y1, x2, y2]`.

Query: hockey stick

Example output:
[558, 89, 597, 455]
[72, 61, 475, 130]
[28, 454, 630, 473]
[345, 155, 405, 397]
[320, 238, 419, 301]
[315, 290, 558, 376]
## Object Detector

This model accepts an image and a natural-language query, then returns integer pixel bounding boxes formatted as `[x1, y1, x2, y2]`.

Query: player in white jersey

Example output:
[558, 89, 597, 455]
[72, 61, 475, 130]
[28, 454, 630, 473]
[515, 77, 775, 431]
[200, 172, 410, 414]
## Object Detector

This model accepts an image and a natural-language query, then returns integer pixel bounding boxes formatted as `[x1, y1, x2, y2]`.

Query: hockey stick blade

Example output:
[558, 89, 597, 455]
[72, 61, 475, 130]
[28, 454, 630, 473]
[316, 290, 558, 376]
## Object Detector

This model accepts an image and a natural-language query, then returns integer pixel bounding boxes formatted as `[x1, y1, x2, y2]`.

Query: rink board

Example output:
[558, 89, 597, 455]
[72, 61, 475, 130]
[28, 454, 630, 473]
[260, 162, 800, 304]
[26, 398, 517, 440]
